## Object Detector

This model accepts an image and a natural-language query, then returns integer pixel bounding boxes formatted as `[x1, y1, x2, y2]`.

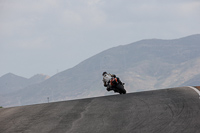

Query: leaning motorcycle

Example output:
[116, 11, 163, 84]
[109, 77, 126, 94]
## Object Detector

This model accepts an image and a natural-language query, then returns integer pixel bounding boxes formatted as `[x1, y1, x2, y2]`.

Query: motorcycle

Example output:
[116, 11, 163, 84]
[107, 77, 126, 94]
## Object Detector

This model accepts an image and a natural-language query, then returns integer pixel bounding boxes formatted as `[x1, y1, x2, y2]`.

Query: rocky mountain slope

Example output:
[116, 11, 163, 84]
[1, 34, 200, 107]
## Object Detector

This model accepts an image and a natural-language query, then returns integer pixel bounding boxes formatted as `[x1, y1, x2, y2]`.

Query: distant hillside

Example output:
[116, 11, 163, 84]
[28, 74, 50, 85]
[1, 34, 200, 107]
[0, 73, 28, 94]
[0, 73, 50, 95]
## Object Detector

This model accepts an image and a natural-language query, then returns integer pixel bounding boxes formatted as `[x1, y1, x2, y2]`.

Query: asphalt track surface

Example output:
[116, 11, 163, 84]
[1, 87, 200, 133]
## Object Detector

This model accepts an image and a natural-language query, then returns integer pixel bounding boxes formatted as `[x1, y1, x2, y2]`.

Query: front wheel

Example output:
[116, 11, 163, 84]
[116, 84, 126, 94]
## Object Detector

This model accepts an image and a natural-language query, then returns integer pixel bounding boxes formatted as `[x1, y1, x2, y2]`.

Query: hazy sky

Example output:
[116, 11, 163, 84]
[1, 0, 200, 78]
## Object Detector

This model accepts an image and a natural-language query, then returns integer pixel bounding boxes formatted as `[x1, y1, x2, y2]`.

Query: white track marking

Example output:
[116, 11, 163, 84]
[188, 86, 200, 99]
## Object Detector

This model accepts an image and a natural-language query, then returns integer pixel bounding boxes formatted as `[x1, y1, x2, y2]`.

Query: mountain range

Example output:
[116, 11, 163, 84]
[1, 34, 200, 107]
[0, 73, 50, 95]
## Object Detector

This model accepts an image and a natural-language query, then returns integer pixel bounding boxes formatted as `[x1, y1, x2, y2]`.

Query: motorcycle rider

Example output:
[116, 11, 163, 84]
[102, 71, 124, 92]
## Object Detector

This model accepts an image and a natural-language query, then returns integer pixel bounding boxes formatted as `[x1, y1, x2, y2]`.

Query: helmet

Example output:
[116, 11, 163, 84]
[102, 71, 107, 76]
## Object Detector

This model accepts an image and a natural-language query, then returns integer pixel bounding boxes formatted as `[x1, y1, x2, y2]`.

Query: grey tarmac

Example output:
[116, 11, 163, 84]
[1, 87, 200, 133]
